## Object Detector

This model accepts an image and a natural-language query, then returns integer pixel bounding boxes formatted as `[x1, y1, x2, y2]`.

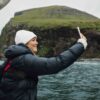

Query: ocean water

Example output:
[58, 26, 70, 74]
[38, 60, 100, 100]
[0, 59, 100, 100]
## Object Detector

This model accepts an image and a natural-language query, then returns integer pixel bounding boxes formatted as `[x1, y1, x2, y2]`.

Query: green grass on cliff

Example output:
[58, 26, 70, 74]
[10, 5, 100, 30]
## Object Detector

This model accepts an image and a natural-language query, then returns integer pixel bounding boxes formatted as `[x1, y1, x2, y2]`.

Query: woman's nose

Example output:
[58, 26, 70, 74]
[36, 40, 38, 45]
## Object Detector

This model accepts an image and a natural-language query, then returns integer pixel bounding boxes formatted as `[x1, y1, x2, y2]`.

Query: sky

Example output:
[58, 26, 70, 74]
[0, 0, 100, 34]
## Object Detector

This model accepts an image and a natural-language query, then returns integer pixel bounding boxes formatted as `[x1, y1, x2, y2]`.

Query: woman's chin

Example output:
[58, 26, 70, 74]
[33, 49, 38, 53]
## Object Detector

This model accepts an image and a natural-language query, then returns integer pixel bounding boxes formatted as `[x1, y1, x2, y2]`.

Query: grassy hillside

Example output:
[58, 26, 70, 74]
[11, 5, 100, 30]
[15, 5, 98, 19]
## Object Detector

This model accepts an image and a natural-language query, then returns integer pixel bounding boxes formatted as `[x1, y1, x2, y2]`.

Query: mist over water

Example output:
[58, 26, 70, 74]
[38, 60, 100, 100]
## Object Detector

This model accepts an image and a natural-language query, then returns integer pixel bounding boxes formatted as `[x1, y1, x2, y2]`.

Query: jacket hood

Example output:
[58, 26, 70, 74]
[4, 44, 32, 59]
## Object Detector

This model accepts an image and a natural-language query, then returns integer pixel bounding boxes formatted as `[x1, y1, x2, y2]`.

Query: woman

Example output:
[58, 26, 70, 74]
[0, 30, 87, 100]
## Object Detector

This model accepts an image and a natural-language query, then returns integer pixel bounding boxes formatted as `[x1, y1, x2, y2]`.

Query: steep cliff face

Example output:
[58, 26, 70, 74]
[1, 26, 100, 58]
[0, 5, 100, 58]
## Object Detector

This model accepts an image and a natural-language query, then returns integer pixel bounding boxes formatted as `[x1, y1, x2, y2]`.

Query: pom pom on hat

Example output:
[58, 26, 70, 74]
[15, 30, 37, 44]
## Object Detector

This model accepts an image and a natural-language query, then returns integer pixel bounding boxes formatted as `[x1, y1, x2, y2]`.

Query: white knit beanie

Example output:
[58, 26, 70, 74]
[15, 30, 37, 44]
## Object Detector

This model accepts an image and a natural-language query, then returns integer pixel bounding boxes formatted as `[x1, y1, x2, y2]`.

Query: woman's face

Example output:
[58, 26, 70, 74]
[26, 37, 38, 54]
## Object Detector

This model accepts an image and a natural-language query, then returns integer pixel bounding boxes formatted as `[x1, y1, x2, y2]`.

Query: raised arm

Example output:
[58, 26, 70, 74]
[24, 42, 85, 76]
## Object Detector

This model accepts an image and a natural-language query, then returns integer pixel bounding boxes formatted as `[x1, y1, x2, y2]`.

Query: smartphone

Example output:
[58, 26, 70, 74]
[77, 27, 81, 37]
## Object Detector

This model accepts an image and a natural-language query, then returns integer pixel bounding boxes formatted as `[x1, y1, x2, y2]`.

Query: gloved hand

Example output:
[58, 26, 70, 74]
[77, 33, 87, 50]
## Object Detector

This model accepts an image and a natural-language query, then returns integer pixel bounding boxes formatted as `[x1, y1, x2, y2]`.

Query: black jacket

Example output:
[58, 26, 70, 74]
[0, 43, 84, 100]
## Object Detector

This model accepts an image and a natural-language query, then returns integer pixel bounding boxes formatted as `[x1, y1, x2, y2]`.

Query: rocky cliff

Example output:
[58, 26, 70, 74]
[0, 5, 100, 58]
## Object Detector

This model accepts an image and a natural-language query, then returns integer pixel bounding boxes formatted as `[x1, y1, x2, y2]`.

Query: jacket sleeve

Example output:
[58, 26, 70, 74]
[24, 43, 85, 76]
